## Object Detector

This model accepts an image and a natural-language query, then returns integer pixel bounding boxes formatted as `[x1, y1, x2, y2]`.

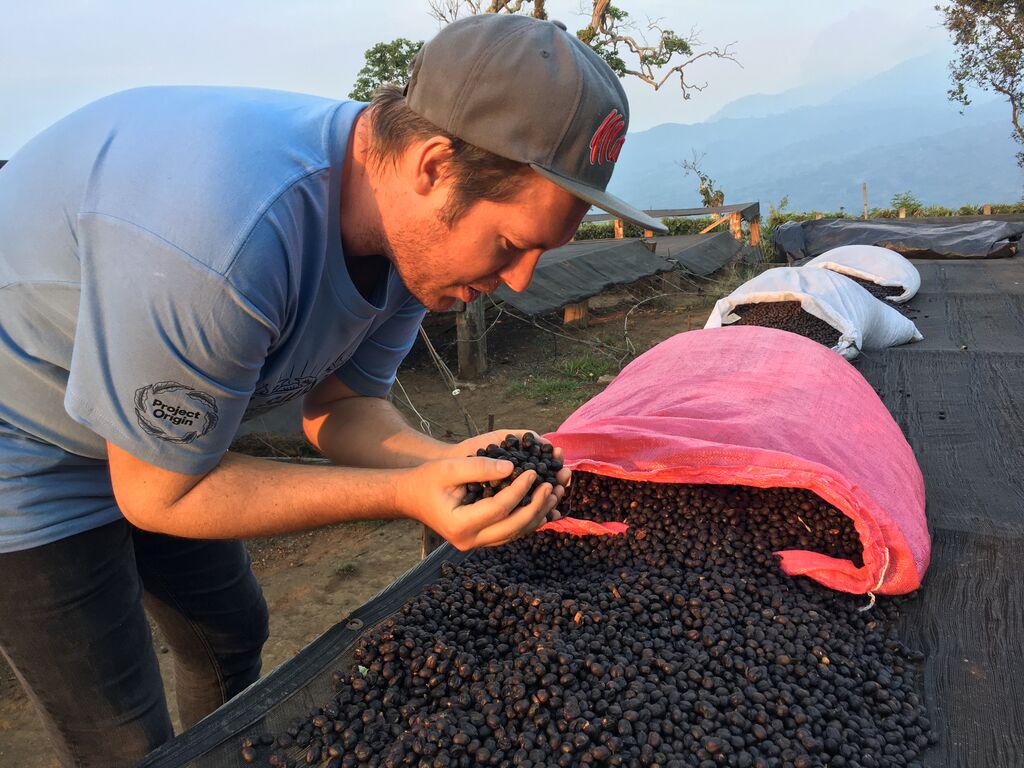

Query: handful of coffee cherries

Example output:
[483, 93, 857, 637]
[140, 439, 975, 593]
[461, 432, 565, 509]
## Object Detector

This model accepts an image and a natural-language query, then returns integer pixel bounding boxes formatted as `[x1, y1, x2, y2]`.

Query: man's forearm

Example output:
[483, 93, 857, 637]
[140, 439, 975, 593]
[304, 393, 452, 468]
[107, 439, 550, 549]
[112, 448, 409, 539]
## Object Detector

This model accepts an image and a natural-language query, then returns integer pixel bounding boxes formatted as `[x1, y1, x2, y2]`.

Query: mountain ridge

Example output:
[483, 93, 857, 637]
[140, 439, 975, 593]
[611, 53, 1022, 211]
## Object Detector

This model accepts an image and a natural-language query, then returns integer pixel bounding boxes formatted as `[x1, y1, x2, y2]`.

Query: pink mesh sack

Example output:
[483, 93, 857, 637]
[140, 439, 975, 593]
[547, 326, 930, 595]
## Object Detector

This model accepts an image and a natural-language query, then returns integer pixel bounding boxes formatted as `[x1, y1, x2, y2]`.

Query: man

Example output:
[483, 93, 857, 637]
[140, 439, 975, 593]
[0, 13, 665, 767]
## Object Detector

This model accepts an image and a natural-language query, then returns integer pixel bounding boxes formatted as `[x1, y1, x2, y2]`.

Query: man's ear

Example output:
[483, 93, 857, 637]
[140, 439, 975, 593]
[410, 136, 455, 197]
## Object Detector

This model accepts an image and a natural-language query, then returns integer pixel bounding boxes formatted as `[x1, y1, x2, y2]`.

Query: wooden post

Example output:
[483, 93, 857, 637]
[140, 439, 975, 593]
[729, 212, 742, 241]
[898, 207, 906, 219]
[862, 182, 868, 220]
[563, 301, 590, 328]
[456, 297, 488, 379]
[749, 217, 761, 247]
[613, 219, 624, 239]
[421, 526, 444, 559]
[664, 269, 686, 290]
[983, 203, 992, 215]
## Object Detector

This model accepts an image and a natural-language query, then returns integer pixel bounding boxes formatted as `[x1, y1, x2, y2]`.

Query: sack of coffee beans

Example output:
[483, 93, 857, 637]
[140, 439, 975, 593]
[704, 266, 922, 360]
[804, 244, 921, 303]
[550, 326, 930, 595]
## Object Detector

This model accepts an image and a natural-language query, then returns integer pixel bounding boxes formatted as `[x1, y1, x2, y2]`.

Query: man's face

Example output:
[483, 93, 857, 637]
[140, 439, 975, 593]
[384, 172, 591, 312]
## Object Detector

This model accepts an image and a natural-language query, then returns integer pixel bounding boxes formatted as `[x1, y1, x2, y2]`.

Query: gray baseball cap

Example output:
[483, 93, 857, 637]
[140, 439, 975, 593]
[405, 14, 667, 234]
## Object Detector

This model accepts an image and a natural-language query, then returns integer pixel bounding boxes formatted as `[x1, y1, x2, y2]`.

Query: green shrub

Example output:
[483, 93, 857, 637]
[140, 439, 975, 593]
[890, 191, 923, 215]
[992, 202, 1024, 214]
[663, 216, 717, 235]
[573, 222, 615, 241]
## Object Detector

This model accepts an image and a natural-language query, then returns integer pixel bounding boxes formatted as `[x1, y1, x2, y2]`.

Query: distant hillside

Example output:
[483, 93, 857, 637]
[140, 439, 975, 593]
[707, 79, 857, 121]
[611, 53, 1023, 212]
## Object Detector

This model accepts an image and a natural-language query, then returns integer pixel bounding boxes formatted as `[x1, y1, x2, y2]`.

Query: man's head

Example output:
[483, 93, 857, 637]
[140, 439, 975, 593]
[360, 14, 663, 311]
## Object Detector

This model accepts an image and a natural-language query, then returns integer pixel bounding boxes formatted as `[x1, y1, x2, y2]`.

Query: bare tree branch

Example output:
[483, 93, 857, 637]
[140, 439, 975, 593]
[428, 0, 737, 98]
[427, 0, 484, 24]
[582, 4, 739, 97]
[485, 0, 546, 18]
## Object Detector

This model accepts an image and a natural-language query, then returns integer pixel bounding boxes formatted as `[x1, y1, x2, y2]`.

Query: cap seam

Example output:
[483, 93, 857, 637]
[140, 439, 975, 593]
[544, 38, 587, 168]
[448, 21, 527, 135]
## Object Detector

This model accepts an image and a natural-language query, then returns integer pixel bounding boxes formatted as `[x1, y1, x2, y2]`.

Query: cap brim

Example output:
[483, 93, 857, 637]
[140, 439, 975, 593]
[531, 164, 668, 234]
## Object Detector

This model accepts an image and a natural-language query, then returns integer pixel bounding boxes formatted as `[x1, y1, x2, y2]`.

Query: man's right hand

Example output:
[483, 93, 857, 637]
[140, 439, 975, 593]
[398, 457, 557, 551]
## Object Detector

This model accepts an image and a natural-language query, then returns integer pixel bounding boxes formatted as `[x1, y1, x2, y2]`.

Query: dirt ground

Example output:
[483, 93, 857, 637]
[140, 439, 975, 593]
[0, 274, 724, 768]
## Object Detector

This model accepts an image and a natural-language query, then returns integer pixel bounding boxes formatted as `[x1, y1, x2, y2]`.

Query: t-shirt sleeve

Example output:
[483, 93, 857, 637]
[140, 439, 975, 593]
[65, 213, 277, 475]
[336, 296, 426, 397]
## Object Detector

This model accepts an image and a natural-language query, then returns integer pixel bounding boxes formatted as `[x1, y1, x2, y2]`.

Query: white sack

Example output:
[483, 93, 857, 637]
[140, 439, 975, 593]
[804, 244, 921, 303]
[704, 267, 923, 360]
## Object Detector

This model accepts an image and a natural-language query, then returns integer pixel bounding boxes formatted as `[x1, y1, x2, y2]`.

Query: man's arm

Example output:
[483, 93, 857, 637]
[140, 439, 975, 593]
[302, 376, 453, 468]
[303, 377, 573, 496]
[107, 441, 555, 549]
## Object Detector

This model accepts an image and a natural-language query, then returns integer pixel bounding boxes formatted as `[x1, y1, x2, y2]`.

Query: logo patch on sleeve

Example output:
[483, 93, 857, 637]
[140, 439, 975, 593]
[134, 382, 219, 444]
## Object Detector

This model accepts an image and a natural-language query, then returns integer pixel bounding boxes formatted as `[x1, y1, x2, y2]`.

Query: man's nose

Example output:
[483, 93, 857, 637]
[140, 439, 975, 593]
[498, 250, 544, 293]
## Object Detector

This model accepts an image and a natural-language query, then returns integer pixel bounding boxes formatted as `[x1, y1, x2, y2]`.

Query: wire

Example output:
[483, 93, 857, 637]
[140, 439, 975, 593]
[485, 296, 628, 361]
[392, 376, 475, 440]
[417, 326, 459, 392]
[462, 302, 506, 343]
[393, 376, 432, 437]
[623, 292, 672, 357]
[417, 326, 479, 436]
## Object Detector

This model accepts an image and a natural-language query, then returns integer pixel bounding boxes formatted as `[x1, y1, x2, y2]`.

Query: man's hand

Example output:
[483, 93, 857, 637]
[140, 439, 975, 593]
[447, 429, 572, 497]
[397, 456, 558, 550]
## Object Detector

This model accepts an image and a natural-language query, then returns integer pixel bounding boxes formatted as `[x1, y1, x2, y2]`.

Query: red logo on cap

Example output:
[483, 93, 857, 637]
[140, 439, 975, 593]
[589, 109, 626, 165]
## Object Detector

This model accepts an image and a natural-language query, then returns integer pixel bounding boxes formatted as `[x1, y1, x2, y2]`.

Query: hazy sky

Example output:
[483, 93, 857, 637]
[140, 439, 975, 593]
[0, 1, 952, 158]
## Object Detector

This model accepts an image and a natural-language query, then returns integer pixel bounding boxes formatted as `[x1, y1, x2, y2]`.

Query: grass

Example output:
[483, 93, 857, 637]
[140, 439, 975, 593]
[334, 562, 358, 578]
[506, 375, 592, 407]
[554, 354, 614, 381]
[505, 353, 617, 407]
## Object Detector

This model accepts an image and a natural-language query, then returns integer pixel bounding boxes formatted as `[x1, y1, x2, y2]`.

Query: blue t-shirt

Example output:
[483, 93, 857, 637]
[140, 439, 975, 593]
[0, 86, 426, 552]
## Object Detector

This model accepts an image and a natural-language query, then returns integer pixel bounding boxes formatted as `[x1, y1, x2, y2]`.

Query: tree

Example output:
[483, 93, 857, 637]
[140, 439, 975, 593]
[938, 1, 1024, 166]
[678, 151, 725, 208]
[348, 38, 424, 101]
[426, 0, 737, 98]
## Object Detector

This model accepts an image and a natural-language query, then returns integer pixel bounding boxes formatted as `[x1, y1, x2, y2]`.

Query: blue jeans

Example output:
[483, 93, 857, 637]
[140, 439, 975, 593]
[0, 520, 269, 767]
